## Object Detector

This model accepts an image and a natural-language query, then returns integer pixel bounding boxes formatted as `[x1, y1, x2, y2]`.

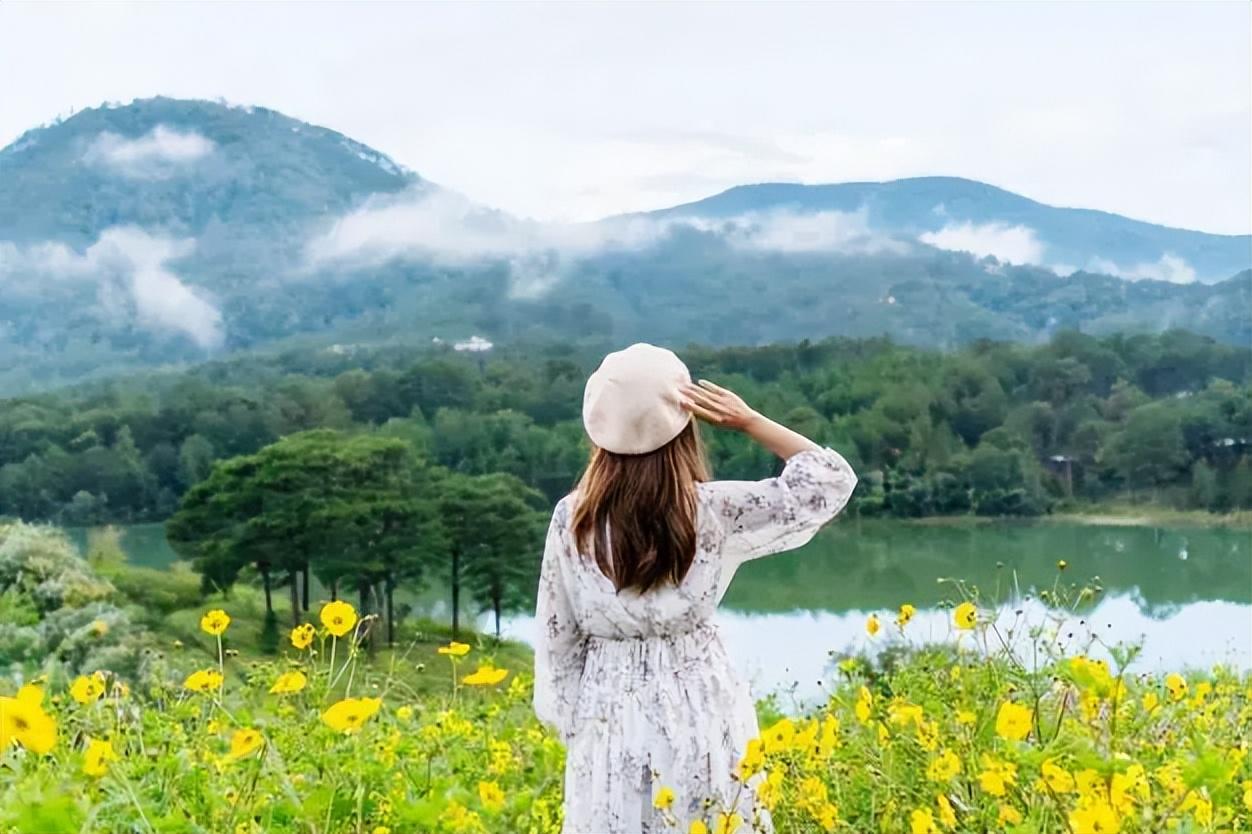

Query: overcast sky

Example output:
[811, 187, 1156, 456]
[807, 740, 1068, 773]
[1, 2, 1248, 232]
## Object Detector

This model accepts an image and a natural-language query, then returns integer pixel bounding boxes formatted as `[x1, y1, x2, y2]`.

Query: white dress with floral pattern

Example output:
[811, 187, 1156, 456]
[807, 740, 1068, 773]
[533, 448, 858, 834]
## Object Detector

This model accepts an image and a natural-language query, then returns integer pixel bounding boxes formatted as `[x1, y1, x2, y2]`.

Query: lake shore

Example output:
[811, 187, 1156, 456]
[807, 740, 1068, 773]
[902, 505, 1252, 529]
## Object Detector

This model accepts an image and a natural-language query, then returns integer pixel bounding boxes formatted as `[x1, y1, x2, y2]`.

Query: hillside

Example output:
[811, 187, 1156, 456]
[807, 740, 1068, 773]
[0, 97, 1248, 394]
[646, 178, 1250, 283]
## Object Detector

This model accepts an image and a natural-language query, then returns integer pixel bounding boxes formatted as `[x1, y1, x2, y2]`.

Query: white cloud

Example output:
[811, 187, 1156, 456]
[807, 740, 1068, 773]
[84, 125, 214, 177]
[1087, 253, 1198, 284]
[713, 208, 907, 255]
[919, 222, 1046, 265]
[305, 190, 907, 297]
[305, 189, 668, 298]
[0, 227, 224, 347]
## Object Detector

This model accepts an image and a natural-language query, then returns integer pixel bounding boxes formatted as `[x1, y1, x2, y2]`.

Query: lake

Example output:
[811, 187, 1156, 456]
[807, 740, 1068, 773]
[80, 519, 1252, 701]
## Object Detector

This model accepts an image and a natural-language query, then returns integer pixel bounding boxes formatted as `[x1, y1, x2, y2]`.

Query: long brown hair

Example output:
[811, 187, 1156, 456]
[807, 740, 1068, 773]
[571, 421, 710, 593]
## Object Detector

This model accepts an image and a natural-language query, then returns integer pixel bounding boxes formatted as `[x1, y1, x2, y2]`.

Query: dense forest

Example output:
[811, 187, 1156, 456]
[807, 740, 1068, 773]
[1, 328, 1249, 527]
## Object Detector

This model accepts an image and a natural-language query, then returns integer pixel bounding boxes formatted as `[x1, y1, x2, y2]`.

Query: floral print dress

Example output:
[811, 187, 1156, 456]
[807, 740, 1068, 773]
[533, 448, 858, 834]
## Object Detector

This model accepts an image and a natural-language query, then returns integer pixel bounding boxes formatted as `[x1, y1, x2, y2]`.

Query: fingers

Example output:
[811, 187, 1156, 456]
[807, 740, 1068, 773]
[682, 384, 725, 414]
[681, 384, 729, 424]
[697, 379, 731, 396]
[684, 400, 722, 424]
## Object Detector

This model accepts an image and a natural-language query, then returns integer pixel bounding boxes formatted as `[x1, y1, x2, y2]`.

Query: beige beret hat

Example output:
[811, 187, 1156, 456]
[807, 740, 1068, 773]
[583, 343, 693, 455]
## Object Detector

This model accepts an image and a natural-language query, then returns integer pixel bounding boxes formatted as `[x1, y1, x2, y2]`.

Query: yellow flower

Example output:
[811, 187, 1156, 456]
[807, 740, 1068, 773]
[1110, 765, 1148, 813]
[910, 808, 939, 834]
[0, 691, 57, 755]
[320, 601, 358, 638]
[268, 670, 308, 695]
[183, 668, 224, 693]
[1241, 780, 1252, 812]
[798, 775, 829, 810]
[478, 780, 505, 811]
[757, 769, 784, 809]
[817, 715, 840, 756]
[854, 686, 873, 723]
[226, 728, 264, 762]
[438, 641, 472, 657]
[1057, 559, 1068, 570]
[70, 672, 107, 705]
[1069, 656, 1114, 697]
[713, 812, 742, 834]
[994, 701, 1032, 741]
[926, 749, 961, 782]
[866, 614, 881, 636]
[953, 601, 977, 630]
[1179, 790, 1212, 827]
[83, 737, 118, 777]
[896, 603, 916, 627]
[653, 786, 675, 810]
[200, 609, 231, 636]
[1141, 691, 1159, 713]
[814, 802, 838, 833]
[462, 665, 509, 686]
[321, 697, 382, 733]
[689, 823, 709, 834]
[997, 804, 1023, 826]
[1164, 673, 1187, 702]
[762, 717, 795, 753]
[90, 619, 109, 636]
[1042, 758, 1075, 793]
[956, 709, 976, 726]
[936, 794, 956, 829]
[888, 700, 924, 728]
[290, 623, 316, 650]
[977, 755, 1017, 797]
[396, 705, 414, 721]
[1069, 798, 1121, 834]
[737, 737, 765, 780]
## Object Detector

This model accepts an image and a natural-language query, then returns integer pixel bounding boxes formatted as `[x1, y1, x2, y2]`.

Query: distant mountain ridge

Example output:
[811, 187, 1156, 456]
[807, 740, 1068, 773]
[646, 178, 1250, 283]
[0, 97, 1247, 395]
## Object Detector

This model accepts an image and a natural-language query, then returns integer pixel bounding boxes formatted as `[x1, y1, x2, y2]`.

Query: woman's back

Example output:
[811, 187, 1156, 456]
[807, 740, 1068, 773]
[535, 447, 857, 833]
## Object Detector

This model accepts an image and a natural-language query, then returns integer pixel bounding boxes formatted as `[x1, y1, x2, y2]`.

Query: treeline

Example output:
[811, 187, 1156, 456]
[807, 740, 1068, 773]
[166, 429, 545, 642]
[1, 329, 1249, 524]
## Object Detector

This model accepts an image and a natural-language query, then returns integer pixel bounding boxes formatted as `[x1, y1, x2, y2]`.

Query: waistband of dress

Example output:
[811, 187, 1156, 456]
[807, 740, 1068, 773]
[585, 621, 718, 645]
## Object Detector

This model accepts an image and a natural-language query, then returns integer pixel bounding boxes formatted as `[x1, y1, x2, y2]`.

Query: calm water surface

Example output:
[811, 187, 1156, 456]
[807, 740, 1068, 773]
[83, 519, 1252, 699]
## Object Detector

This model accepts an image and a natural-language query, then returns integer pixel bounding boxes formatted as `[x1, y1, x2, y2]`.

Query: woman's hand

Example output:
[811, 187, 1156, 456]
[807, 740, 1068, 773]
[683, 379, 820, 460]
[681, 380, 759, 431]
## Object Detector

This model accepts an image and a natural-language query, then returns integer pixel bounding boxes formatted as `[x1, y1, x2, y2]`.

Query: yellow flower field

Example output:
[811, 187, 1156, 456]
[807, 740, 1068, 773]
[2, 579, 1250, 834]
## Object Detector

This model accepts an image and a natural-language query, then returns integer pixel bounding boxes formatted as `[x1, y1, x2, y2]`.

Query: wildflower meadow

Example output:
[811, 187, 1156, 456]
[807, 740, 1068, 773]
[2, 523, 1250, 834]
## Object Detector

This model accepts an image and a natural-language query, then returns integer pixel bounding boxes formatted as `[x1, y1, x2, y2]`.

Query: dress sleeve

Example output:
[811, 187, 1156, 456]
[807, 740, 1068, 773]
[708, 447, 858, 572]
[532, 500, 587, 743]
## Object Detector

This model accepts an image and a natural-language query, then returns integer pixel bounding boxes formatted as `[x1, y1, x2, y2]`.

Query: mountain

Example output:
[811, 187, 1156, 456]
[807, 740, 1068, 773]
[646, 178, 1250, 283]
[0, 98, 1248, 394]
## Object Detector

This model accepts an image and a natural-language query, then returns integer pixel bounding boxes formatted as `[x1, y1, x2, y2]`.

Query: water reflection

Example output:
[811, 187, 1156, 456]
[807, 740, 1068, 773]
[496, 520, 1251, 700]
[498, 595, 1252, 703]
[722, 520, 1251, 616]
[79, 519, 1252, 699]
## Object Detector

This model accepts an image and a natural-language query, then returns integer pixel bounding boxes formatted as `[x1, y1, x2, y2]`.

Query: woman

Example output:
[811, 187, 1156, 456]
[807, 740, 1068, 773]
[534, 343, 857, 834]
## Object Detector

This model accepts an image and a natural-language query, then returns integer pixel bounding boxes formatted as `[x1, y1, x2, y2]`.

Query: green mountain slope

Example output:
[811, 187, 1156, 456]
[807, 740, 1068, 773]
[0, 97, 1247, 395]
[646, 178, 1250, 283]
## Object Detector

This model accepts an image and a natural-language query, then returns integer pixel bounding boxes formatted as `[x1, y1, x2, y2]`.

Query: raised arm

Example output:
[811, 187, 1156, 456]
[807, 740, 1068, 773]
[683, 379, 858, 591]
[706, 447, 857, 569]
[532, 500, 587, 743]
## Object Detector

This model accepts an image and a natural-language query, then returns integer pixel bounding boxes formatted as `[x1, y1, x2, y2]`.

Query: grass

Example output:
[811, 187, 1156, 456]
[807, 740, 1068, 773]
[160, 583, 535, 700]
[4, 584, 1249, 834]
